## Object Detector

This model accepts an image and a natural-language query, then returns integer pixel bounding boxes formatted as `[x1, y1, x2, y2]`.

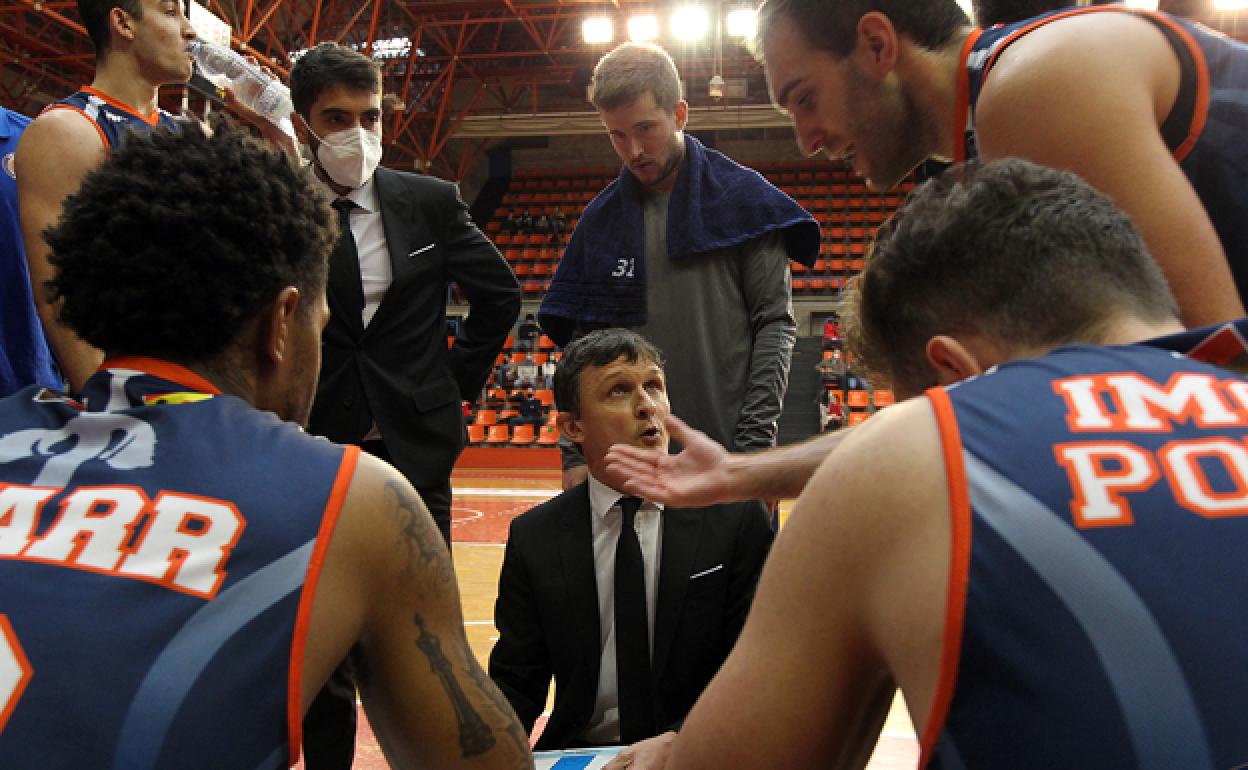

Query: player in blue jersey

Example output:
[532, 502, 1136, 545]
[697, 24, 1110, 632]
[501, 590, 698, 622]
[15, 0, 293, 394]
[660, 160, 1248, 768]
[751, 0, 1248, 329]
[0, 119, 533, 769]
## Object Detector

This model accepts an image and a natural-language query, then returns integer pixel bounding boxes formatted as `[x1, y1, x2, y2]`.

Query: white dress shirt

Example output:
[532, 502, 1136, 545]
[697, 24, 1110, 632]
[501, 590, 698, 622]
[581, 472, 664, 744]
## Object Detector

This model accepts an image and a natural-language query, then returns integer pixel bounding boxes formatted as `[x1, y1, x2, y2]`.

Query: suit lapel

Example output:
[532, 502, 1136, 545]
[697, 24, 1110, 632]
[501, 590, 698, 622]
[653, 507, 702, 679]
[558, 485, 602, 692]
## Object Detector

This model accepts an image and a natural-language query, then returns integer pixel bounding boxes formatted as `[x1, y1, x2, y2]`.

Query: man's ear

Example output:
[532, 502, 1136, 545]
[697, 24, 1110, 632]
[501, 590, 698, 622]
[110, 6, 137, 44]
[260, 287, 302, 366]
[854, 11, 900, 77]
[925, 334, 985, 387]
[672, 100, 689, 131]
[556, 410, 584, 444]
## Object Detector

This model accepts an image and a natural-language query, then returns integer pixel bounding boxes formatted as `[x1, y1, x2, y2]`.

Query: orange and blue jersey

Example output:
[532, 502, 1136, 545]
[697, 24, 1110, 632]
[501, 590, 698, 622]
[0, 358, 358, 769]
[922, 321, 1248, 769]
[956, 7, 1248, 306]
[45, 86, 179, 155]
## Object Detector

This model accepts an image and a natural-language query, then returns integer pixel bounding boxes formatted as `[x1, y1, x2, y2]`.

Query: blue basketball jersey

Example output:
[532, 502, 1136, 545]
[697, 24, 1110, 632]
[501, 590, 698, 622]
[921, 324, 1248, 769]
[0, 358, 358, 769]
[957, 7, 1248, 306]
[45, 86, 180, 155]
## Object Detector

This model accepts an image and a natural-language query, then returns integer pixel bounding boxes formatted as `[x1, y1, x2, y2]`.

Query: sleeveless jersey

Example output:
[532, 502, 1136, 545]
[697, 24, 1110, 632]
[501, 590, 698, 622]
[921, 325, 1248, 769]
[0, 357, 359, 769]
[956, 7, 1248, 305]
[44, 86, 179, 155]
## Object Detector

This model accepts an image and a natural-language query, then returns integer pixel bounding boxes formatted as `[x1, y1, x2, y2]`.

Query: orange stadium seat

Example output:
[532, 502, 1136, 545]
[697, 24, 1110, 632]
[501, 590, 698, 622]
[486, 424, 510, 444]
[847, 390, 870, 409]
[509, 424, 536, 444]
[848, 412, 870, 427]
[467, 423, 487, 444]
[474, 409, 497, 426]
[537, 423, 560, 445]
[874, 390, 895, 408]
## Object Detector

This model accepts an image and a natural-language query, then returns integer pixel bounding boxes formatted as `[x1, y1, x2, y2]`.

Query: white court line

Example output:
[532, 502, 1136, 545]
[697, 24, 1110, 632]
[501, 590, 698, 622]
[454, 542, 506, 548]
[465, 620, 497, 626]
[454, 487, 558, 498]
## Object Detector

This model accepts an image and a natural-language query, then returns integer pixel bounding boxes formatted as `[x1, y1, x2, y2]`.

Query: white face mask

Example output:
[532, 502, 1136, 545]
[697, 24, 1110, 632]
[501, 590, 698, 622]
[307, 125, 382, 189]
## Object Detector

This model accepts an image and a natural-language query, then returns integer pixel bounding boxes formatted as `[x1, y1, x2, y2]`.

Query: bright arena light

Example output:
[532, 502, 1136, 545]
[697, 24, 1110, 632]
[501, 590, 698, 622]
[955, 0, 973, 20]
[628, 14, 660, 42]
[726, 8, 757, 38]
[671, 6, 710, 42]
[1214, 0, 1248, 9]
[582, 17, 614, 44]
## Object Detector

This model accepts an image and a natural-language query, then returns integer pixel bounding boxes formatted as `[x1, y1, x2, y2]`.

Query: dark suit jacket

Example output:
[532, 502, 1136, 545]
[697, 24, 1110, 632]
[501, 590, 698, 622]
[489, 483, 773, 750]
[308, 167, 520, 488]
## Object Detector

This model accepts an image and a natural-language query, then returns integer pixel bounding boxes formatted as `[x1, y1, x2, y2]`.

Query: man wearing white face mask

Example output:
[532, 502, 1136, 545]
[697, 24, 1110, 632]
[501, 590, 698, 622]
[289, 42, 521, 769]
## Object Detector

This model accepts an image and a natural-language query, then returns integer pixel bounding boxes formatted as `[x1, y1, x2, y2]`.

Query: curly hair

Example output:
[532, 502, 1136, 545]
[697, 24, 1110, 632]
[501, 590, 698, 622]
[846, 159, 1178, 396]
[45, 117, 336, 362]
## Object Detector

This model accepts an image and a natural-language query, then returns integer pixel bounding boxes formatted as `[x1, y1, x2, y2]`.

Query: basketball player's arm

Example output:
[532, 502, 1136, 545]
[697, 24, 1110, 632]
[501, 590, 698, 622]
[666, 400, 950, 770]
[974, 15, 1243, 328]
[606, 413, 851, 506]
[316, 455, 534, 769]
[14, 109, 108, 392]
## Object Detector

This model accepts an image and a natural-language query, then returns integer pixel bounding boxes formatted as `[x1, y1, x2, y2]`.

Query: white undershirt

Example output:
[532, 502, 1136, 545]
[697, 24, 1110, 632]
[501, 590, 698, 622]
[581, 472, 664, 744]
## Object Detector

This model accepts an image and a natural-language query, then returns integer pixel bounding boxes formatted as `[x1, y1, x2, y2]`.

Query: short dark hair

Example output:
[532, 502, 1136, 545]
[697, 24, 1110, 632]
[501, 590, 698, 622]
[755, 0, 968, 60]
[78, 0, 141, 57]
[45, 117, 336, 362]
[290, 42, 382, 118]
[845, 159, 1179, 395]
[554, 329, 664, 415]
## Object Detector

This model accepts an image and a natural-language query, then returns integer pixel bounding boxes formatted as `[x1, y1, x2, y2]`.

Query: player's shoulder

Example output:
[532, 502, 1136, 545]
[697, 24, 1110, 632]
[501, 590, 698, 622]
[19, 105, 106, 156]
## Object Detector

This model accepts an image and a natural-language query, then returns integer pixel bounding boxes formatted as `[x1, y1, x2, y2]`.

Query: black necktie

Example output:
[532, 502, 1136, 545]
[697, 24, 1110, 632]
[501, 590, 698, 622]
[615, 496, 655, 741]
[329, 199, 365, 326]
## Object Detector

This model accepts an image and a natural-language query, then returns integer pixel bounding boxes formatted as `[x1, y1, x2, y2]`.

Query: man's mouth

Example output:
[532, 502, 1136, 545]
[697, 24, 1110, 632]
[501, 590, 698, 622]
[638, 425, 663, 446]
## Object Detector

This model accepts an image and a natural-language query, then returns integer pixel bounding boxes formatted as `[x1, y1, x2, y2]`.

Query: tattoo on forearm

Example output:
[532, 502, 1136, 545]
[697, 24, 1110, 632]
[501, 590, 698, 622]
[385, 480, 454, 589]
[413, 613, 497, 757]
[464, 655, 531, 756]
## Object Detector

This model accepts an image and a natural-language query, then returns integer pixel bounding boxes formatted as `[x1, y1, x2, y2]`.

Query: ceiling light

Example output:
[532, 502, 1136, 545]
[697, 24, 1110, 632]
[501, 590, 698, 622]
[628, 15, 659, 41]
[955, 0, 973, 21]
[671, 6, 709, 42]
[1214, 0, 1248, 8]
[726, 9, 757, 38]
[582, 17, 613, 44]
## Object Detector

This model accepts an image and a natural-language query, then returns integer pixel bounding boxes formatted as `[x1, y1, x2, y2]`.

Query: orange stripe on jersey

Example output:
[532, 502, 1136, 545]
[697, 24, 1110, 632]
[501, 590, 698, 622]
[39, 104, 111, 158]
[101, 356, 222, 396]
[951, 29, 982, 164]
[286, 444, 361, 767]
[80, 85, 164, 127]
[919, 386, 972, 768]
[1146, 12, 1209, 163]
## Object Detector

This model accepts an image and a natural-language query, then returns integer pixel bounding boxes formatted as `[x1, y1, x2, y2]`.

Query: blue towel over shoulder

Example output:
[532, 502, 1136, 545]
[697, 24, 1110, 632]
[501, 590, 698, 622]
[539, 134, 820, 346]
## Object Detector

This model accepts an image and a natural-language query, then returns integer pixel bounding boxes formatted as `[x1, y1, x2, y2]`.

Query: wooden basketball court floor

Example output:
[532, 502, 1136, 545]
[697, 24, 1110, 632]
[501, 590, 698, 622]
[297, 465, 919, 769]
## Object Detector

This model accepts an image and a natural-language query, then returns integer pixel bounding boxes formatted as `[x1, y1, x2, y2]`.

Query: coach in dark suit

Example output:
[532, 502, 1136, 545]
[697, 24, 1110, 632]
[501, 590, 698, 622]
[291, 43, 520, 770]
[490, 329, 772, 767]
[292, 43, 520, 550]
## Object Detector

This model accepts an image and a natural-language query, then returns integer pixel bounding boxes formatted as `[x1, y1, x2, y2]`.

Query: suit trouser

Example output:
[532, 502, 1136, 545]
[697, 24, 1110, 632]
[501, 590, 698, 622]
[300, 439, 453, 769]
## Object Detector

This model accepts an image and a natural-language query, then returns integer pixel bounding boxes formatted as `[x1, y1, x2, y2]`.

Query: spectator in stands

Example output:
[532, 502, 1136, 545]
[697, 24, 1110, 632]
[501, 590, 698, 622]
[821, 314, 842, 351]
[0, 105, 59, 397]
[490, 328, 772, 767]
[504, 209, 522, 234]
[518, 209, 534, 234]
[549, 207, 568, 243]
[816, 353, 844, 391]
[514, 353, 539, 389]
[516, 312, 542, 351]
[817, 388, 844, 432]
[541, 355, 558, 391]
[506, 389, 545, 429]
[534, 212, 551, 239]
[755, 0, 1248, 328]
[495, 357, 516, 390]
[539, 42, 820, 490]
[290, 42, 520, 768]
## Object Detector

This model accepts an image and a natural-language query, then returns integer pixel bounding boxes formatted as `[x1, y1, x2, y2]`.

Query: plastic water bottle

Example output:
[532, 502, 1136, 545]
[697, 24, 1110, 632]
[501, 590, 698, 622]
[190, 40, 293, 125]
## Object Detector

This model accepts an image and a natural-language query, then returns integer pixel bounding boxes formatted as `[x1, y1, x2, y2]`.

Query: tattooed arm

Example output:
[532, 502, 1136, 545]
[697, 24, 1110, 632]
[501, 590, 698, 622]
[303, 453, 533, 770]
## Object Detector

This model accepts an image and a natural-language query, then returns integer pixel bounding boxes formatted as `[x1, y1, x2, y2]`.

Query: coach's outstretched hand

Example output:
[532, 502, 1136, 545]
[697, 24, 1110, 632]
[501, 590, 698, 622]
[605, 415, 735, 508]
